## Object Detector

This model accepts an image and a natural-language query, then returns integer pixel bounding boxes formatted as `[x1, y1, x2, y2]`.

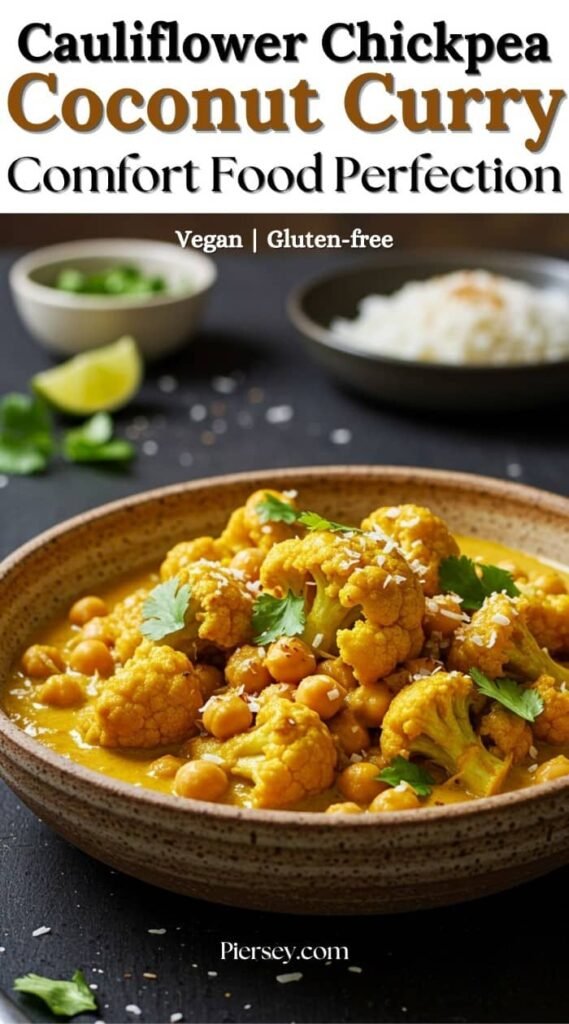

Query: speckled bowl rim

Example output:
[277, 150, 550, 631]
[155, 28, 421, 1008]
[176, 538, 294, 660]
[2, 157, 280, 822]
[288, 249, 569, 373]
[2, 464, 569, 830]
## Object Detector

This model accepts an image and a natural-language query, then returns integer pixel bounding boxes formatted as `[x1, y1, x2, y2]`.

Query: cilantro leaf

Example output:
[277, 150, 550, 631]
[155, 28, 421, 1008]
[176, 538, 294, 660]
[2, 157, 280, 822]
[63, 413, 134, 464]
[252, 590, 306, 645]
[13, 969, 97, 1017]
[439, 555, 520, 611]
[297, 511, 361, 534]
[378, 756, 434, 797]
[141, 578, 191, 641]
[470, 667, 544, 722]
[0, 393, 54, 475]
[256, 493, 300, 525]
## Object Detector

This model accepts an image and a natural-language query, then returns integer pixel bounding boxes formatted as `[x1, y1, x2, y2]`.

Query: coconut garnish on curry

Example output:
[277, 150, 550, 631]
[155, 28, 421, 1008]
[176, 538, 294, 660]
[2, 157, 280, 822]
[4, 488, 569, 814]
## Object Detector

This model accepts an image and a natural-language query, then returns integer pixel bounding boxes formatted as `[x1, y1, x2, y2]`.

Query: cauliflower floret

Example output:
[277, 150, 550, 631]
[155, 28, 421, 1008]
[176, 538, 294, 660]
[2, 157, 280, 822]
[520, 592, 569, 657]
[449, 593, 569, 686]
[82, 641, 202, 748]
[381, 671, 511, 797]
[160, 537, 226, 581]
[361, 504, 459, 596]
[531, 674, 569, 745]
[196, 696, 336, 808]
[261, 530, 424, 683]
[173, 561, 254, 650]
[220, 489, 299, 554]
[478, 702, 533, 763]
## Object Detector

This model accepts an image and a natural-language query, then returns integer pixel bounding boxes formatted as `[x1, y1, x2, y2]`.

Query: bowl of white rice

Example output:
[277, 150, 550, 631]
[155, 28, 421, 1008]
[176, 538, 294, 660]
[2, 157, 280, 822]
[288, 250, 569, 411]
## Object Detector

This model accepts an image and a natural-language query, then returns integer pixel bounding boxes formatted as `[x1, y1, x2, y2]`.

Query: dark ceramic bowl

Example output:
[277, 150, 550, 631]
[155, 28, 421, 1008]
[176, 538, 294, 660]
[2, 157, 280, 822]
[288, 249, 569, 412]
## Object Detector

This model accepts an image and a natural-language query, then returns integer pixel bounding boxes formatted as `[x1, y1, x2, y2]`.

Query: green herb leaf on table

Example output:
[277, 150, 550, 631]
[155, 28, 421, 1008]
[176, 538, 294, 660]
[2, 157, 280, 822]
[13, 969, 97, 1017]
[439, 555, 520, 610]
[470, 667, 544, 722]
[63, 413, 134, 464]
[0, 393, 54, 475]
[378, 756, 434, 797]
[255, 493, 300, 525]
[253, 590, 306, 645]
[141, 579, 191, 641]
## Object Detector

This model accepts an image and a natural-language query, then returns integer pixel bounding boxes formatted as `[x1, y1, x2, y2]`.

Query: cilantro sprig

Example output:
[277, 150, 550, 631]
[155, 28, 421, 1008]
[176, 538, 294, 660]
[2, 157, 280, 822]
[470, 667, 544, 722]
[439, 555, 520, 611]
[13, 969, 97, 1017]
[255, 493, 361, 535]
[141, 578, 191, 641]
[63, 412, 134, 464]
[252, 590, 306, 645]
[0, 394, 54, 474]
[378, 756, 435, 797]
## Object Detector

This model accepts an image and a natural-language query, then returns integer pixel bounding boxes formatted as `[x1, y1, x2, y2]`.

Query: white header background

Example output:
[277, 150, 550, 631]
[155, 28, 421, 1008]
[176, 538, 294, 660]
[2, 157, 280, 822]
[0, 0, 568, 213]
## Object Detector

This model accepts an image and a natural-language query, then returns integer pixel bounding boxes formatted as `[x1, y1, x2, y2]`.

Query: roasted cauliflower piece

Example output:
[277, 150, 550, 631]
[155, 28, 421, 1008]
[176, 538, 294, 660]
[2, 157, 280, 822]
[520, 591, 569, 657]
[82, 641, 203, 748]
[160, 537, 226, 581]
[478, 702, 533, 764]
[361, 504, 459, 596]
[261, 530, 424, 683]
[194, 696, 337, 809]
[381, 671, 511, 797]
[163, 562, 254, 651]
[449, 593, 569, 686]
[531, 674, 569, 745]
[220, 489, 300, 555]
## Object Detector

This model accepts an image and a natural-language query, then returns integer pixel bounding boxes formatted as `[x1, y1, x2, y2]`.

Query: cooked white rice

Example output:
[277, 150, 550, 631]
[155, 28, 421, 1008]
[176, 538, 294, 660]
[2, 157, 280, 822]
[331, 269, 569, 366]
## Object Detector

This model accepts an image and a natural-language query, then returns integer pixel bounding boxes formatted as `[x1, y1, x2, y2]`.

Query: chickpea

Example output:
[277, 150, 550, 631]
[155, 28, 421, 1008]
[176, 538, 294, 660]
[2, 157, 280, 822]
[325, 802, 362, 815]
[265, 637, 316, 685]
[22, 644, 65, 679]
[225, 645, 271, 694]
[202, 693, 253, 739]
[346, 682, 392, 728]
[338, 762, 387, 804]
[69, 640, 115, 677]
[368, 787, 421, 813]
[328, 709, 370, 756]
[69, 595, 109, 627]
[319, 658, 357, 691]
[174, 760, 228, 801]
[531, 571, 567, 595]
[534, 755, 569, 784]
[295, 675, 346, 720]
[230, 547, 265, 580]
[258, 682, 297, 705]
[424, 595, 465, 636]
[194, 664, 224, 700]
[36, 674, 86, 708]
[148, 755, 185, 779]
[81, 618, 114, 646]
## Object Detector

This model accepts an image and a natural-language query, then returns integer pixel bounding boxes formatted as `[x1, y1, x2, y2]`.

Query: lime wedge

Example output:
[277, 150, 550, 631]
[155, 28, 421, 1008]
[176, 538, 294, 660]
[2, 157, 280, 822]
[33, 337, 143, 415]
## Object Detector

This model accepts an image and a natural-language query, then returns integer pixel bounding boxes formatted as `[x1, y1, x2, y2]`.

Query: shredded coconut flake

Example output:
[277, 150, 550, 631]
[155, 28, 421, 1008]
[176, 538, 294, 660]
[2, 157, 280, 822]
[529, 745, 539, 760]
[201, 753, 225, 765]
[528, 764, 539, 774]
[276, 972, 303, 984]
[312, 633, 324, 648]
[32, 926, 51, 937]
[126, 1006, 142, 1016]
[492, 613, 511, 626]
[327, 687, 341, 701]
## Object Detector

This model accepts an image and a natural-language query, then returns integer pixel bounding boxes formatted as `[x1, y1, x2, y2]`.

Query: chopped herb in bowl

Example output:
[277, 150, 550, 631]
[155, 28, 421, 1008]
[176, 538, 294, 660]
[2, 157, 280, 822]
[55, 265, 167, 297]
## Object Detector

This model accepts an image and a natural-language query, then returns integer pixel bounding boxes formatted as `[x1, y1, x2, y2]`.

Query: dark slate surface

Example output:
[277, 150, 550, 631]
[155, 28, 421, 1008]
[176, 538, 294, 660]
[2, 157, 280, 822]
[1, 249, 568, 1024]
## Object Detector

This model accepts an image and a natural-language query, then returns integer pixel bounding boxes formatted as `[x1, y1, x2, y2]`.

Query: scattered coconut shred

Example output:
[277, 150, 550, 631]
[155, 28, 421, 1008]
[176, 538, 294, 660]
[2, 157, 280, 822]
[331, 269, 569, 366]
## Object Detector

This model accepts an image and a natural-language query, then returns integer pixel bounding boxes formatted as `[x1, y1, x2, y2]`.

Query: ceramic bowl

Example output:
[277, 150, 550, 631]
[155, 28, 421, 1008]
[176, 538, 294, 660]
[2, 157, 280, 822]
[288, 249, 569, 412]
[9, 239, 217, 360]
[1, 467, 569, 915]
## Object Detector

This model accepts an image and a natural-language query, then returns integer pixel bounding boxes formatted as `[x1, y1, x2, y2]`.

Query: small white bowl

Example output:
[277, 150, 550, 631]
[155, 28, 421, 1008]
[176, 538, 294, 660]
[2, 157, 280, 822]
[9, 239, 217, 360]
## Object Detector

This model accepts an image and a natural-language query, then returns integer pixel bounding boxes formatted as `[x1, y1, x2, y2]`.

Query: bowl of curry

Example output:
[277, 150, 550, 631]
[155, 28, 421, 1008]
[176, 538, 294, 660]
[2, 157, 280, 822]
[1, 466, 569, 914]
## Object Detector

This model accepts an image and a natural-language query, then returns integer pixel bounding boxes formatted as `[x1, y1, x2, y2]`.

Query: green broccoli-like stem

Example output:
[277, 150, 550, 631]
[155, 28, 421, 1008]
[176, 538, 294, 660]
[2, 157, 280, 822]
[507, 623, 569, 687]
[408, 692, 509, 797]
[302, 569, 360, 652]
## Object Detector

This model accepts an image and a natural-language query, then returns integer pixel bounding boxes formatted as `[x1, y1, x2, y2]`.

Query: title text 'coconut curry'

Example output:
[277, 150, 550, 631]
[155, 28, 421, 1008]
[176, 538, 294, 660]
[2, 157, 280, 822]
[4, 489, 569, 814]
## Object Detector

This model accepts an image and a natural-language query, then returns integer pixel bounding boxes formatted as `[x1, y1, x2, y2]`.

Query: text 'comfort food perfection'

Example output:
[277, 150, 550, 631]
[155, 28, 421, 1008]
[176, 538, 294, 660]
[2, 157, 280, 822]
[4, 488, 569, 815]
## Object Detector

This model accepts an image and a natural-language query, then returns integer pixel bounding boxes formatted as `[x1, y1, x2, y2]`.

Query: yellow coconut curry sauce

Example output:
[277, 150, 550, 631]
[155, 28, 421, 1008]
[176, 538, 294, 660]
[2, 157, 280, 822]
[3, 490, 569, 814]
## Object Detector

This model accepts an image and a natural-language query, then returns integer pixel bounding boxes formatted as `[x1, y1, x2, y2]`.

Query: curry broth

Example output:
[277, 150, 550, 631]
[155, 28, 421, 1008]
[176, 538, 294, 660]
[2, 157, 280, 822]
[2, 534, 568, 811]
